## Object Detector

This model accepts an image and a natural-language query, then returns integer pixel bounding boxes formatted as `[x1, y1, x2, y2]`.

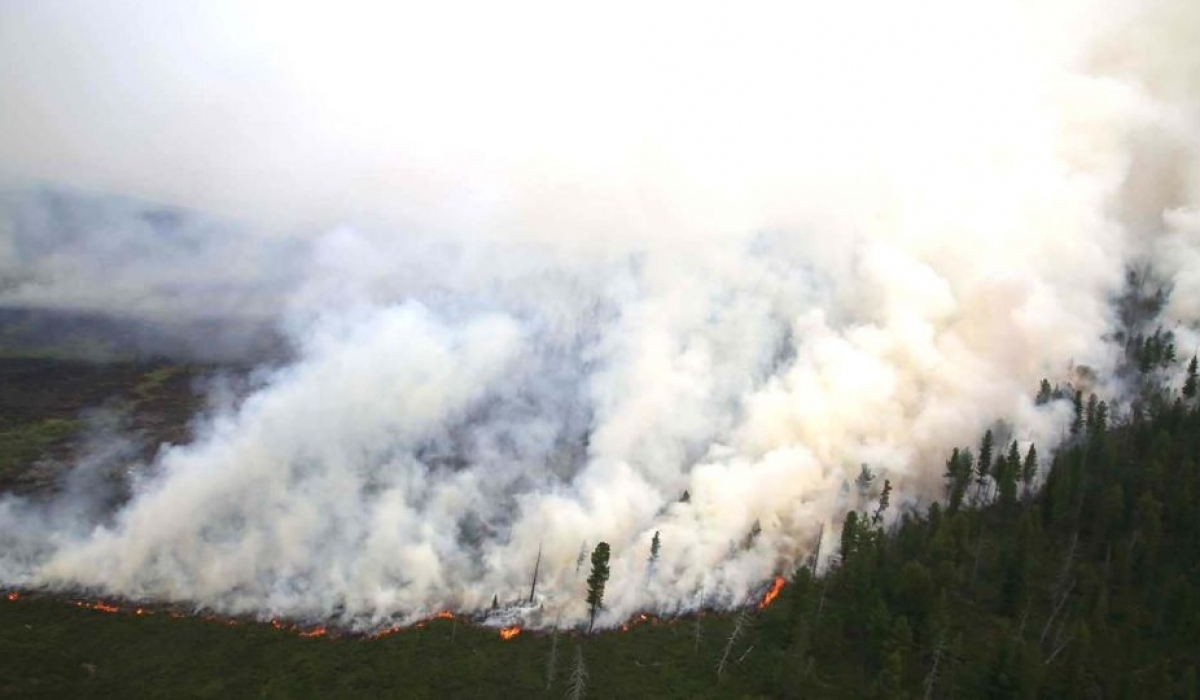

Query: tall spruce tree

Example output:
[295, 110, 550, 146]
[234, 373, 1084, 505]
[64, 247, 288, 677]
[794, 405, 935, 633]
[1021, 444, 1038, 499]
[586, 542, 611, 632]
[977, 429, 995, 502]
[1184, 356, 1198, 399]
[999, 441, 1021, 507]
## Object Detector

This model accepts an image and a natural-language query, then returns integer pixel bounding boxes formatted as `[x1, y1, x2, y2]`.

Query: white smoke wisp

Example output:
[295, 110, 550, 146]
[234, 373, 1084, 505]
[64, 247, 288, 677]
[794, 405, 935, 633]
[1, 0, 1199, 629]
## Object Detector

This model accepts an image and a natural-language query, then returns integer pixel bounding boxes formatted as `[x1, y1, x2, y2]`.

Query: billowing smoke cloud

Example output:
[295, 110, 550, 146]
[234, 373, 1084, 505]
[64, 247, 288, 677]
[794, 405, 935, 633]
[1, 0, 1198, 629]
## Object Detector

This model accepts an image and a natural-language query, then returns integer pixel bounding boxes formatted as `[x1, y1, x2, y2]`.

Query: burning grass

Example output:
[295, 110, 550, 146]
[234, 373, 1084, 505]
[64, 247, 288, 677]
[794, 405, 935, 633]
[3, 573, 787, 643]
[1, 578, 800, 699]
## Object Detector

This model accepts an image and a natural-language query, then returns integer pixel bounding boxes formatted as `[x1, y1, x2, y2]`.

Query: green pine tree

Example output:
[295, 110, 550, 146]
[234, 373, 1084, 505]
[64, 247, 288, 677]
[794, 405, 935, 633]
[586, 542, 611, 632]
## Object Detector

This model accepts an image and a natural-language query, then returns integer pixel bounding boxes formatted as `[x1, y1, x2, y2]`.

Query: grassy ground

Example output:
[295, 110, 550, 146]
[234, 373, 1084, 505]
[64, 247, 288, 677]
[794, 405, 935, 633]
[0, 357, 208, 491]
[0, 594, 780, 699]
[0, 418, 79, 480]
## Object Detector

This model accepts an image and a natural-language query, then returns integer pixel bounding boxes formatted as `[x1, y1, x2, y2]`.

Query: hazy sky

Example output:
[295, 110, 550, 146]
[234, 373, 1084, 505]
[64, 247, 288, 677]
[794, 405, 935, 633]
[0, 0, 1132, 238]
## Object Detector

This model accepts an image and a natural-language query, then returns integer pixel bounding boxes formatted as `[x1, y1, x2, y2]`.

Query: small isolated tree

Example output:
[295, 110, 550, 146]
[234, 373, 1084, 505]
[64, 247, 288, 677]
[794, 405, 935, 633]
[649, 530, 661, 564]
[998, 441, 1021, 507]
[1094, 400, 1108, 437]
[586, 542, 611, 632]
[743, 519, 762, 549]
[945, 448, 973, 512]
[841, 511, 864, 563]
[1184, 356, 1198, 399]
[872, 479, 892, 526]
[575, 541, 588, 574]
[1021, 444, 1038, 500]
[856, 464, 875, 501]
[976, 429, 995, 502]
[1036, 378, 1053, 405]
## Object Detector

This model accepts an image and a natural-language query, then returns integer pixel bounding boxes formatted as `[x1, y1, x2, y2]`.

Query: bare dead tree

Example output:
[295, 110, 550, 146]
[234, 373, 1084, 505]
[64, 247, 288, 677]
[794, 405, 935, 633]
[717, 609, 751, 681]
[1012, 607, 1029, 645]
[567, 646, 588, 700]
[528, 543, 542, 604]
[1043, 625, 1073, 665]
[923, 634, 946, 700]
[814, 580, 828, 625]
[810, 523, 825, 574]
[575, 541, 588, 575]
[1041, 579, 1076, 640]
[1040, 531, 1079, 648]
[969, 530, 986, 589]
[545, 615, 560, 690]
[736, 645, 755, 665]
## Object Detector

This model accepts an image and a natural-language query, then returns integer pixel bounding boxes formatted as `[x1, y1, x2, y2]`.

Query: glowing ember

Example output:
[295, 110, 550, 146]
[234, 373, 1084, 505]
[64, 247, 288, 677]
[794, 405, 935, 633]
[74, 600, 120, 614]
[5, 592, 18, 602]
[499, 626, 521, 641]
[299, 626, 327, 638]
[758, 576, 786, 610]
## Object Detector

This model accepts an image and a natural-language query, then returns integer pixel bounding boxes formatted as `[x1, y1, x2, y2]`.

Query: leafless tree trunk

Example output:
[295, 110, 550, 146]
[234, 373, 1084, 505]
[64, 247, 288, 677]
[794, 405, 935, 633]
[717, 609, 750, 680]
[810, 523, 824, 574]
[923, 634, 945, 700]
[814, 581, 828, 625]
[567, 646, 588, 700]
[575, 541, 587, 575]
[1040, 531, 1079, 648]
[528, 544, 542, 604]
[969, 530, 985, 589]
[545, 616, 560, 690]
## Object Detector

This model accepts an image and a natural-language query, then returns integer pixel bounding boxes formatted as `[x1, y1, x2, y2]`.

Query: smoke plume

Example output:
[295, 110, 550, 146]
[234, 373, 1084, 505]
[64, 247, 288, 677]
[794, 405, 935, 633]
[1, 0, 1198, 628]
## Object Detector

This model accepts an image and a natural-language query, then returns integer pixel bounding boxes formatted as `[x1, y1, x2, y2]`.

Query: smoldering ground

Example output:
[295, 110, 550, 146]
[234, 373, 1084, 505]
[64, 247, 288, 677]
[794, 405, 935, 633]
[0, 0, 1198, 629]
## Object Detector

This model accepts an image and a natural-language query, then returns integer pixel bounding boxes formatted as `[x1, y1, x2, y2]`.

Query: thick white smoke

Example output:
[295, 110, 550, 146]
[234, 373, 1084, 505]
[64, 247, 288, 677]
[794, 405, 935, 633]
[1, 0, 1198, 628]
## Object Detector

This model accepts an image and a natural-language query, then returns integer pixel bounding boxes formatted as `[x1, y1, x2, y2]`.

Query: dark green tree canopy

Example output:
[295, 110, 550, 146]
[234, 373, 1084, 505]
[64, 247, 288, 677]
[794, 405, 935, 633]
[586, 542, 611, 632]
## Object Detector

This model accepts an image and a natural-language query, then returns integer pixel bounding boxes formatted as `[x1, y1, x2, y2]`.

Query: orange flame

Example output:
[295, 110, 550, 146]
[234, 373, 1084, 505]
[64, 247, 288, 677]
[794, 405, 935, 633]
[299, 626, 327, 638]
[5, 592, 18, 602]
[434, 611, 455, 620]
[74, 600, 120, 614]
[758, 576, 786, 610]
[499, 626, 521, 640]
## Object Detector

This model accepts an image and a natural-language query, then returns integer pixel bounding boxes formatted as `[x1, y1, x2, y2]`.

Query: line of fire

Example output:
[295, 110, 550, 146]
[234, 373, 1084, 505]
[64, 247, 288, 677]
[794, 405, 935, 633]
[2, 575, 787, 642]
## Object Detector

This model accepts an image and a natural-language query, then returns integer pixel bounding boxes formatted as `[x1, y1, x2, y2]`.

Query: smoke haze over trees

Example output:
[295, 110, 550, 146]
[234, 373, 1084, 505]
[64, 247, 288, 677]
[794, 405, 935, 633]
[1, 0, 1199, 632]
